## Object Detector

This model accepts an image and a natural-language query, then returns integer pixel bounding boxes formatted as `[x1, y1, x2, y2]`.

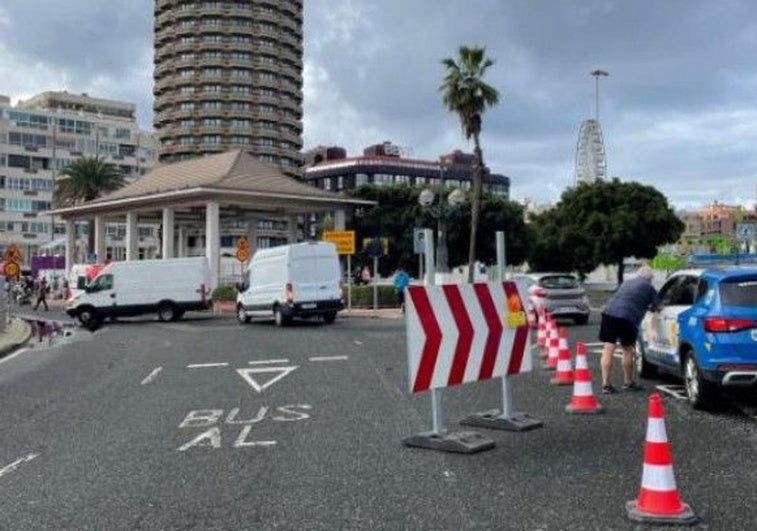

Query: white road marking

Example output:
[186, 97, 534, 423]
[309, 356, 349, 362]
[0, 347, 29, 365]
[583, 342, 605, 347]
[187, 363, 229, 368]
[656, 384, 687, 400]
[353, 340, 363, 346]
[0, 453, 39, 479]
[237, 366, 298, 392]
[141, 367, 163, 385]
[248, 359, 290, 365]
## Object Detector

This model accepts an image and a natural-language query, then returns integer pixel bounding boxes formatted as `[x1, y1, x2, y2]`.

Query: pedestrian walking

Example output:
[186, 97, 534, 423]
[598, 265, 660, 394]
[34, 277, 49, 311]
[393, 264, 410, 313]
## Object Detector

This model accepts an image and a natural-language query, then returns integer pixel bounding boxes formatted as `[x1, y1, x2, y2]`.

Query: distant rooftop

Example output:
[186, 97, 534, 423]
[17, 90, 135, 122]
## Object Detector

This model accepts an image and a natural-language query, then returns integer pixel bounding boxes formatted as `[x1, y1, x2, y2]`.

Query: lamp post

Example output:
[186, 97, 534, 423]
[418, 185, 465, 274]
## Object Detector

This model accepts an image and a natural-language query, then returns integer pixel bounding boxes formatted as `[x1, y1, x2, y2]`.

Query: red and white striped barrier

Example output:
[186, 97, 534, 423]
[406, 282, 530, 393]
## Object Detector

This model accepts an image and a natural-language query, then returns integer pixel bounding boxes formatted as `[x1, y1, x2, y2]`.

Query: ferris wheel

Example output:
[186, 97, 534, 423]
[574, 118, 607, 184]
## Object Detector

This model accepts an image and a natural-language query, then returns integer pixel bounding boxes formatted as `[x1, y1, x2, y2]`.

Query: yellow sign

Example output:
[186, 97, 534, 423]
[236, 236, 250, 251]
[236, 247, 250, 263]
[323, 230, 356, 255]
[3, 261, 19, 279]
[3, 243, 22, 264]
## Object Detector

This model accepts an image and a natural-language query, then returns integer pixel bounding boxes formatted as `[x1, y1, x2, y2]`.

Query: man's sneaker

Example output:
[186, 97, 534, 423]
[622, 381, 644, 392]
[601, 384, 617, 395]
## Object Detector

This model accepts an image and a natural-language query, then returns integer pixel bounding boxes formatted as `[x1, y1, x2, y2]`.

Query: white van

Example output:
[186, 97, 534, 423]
[236, 242, 343, 326]
[66, 257, 212, 327]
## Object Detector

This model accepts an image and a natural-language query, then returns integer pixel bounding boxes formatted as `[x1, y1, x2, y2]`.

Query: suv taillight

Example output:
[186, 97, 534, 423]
[285, 282, 294, 303]
[704, 317, 756, 333]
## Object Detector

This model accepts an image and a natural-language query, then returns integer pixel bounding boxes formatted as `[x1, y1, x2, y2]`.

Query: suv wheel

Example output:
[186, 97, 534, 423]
[684, 353, 717, 410]
[635, 340, 656, 379]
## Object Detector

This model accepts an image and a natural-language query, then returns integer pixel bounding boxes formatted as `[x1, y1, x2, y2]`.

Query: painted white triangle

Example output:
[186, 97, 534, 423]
[236, 366, 298, 393]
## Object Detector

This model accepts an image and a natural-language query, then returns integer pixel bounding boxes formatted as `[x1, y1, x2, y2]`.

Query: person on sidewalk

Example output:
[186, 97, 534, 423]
[393, 264, 410, 313]
[34, 277, 49, 311]
[598, 265, 660, 394]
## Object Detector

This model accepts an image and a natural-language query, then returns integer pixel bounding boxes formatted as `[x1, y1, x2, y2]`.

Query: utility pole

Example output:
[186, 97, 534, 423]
[590, 69, 609, 121]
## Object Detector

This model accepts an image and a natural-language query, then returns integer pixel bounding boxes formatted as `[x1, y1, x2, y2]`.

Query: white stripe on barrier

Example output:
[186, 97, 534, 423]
[641, 463, 678, 491]
[427, 286, 457, 390]
[493, 286, 518, 377]
[405, 293, 424, 389]
[462, 288, 488, 383]
[646, 418, 669, 443]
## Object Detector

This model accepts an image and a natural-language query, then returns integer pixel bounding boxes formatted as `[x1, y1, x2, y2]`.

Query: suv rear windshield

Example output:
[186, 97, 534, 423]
[539, 275, 579, 289]
[719, 277, 757, 307]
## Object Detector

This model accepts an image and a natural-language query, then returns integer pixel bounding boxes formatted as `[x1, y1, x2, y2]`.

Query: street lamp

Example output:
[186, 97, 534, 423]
[418, 185, 465, 273]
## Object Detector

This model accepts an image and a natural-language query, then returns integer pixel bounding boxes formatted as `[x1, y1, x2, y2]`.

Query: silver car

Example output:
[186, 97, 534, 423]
[514, 272, 591, 326]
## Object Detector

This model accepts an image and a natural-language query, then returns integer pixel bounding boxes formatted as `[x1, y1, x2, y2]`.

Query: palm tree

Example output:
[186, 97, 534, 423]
[54, 156, 126, 255]
[440, 45, 499, 282]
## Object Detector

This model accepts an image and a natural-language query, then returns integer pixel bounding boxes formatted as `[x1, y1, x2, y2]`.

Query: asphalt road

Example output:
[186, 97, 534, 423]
[0, 310, 756, 530]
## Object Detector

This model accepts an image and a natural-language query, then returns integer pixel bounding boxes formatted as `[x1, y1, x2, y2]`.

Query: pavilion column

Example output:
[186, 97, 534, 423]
[246, 218, 258, 254]
[205, 201, 220, 289]
[162, 207, 175, 259]
[65, 219, 75, 275]
[177, 226, 186, 258]
[125, 211, 138, 261]
[287, 215, 298, 243]
[94, 215, 107, 263]
[334, 209, 346, 231]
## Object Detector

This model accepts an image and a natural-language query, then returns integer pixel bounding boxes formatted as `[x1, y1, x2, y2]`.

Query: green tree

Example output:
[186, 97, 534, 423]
[529, 179, 684, 283]
[440, 45, 500, 282]
[54, 156, 126, 253]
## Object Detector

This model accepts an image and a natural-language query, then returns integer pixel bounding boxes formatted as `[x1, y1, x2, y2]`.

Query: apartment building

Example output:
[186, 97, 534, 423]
[153, 0, 303, 176]
[0, 91, 158, 264]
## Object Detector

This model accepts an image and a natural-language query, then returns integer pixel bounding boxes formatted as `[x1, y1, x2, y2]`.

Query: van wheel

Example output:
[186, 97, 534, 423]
[274, 307, 289, 327]
[158, 303, 178, 322]
[78, 306, 97, 326]
[323, 312, 337, 324]
[237, 304, 250, 324]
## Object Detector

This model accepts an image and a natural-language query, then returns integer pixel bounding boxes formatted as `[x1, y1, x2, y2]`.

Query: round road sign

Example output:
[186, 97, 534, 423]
[3, 261, 19, 278]
[236, 247, 250, 262]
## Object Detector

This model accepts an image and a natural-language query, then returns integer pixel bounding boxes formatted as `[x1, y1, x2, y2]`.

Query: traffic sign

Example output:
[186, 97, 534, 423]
[3, 243, 22, 264]
[235, 247, 250, 262]
[413, 228, 429, 254]
[3, 261, 19, 279]
[736, 223, 755, 243]
[405, 281, 530, 393]
[323, 230, 355, 255]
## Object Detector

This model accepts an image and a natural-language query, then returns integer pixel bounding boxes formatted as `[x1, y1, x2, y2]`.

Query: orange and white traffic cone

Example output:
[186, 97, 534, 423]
[626, 393, 698, 525]
[550, 327, 574, 385]
[546, 320, 561, 370]
[542, 323, 559, 370]
[536, 310, 547, 353]
[565, 342, 603, 414]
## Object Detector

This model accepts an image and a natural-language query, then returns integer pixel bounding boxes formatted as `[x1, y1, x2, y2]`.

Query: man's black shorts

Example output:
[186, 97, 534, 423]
[598, 313, 638, 347]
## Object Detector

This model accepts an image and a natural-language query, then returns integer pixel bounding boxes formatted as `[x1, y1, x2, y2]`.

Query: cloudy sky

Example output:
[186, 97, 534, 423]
[1, 0, 756, 210]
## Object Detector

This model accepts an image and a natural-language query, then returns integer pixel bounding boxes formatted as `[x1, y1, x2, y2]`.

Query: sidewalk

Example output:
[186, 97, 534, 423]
[0, 317, 33, 359]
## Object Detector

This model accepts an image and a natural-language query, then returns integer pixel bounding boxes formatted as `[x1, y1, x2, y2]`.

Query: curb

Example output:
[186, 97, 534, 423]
[0, 318, 33, 360]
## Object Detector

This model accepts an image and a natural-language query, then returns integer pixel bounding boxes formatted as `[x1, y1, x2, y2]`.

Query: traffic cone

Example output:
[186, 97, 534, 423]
[542, 324, 558, 370]
[550, 327, 574, 385]
[536, 310, 547, 352]
[546, 320, 560, 370]
[626, 393, 698, 525]
[565, 342, 603, 414]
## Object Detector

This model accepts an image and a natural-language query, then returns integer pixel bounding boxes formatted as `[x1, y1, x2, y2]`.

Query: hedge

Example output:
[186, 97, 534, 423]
[212, 284, 237, 301]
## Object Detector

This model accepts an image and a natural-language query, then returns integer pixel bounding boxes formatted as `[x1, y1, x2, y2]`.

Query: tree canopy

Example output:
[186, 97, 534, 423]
[528, 179, 684, 283]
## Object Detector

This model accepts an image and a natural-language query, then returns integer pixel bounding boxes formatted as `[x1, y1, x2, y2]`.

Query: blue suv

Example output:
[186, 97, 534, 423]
[637, 267, 757, 409]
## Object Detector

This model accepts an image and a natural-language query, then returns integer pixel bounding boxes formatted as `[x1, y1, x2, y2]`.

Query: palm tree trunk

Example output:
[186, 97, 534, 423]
[468, 138, 483, 283]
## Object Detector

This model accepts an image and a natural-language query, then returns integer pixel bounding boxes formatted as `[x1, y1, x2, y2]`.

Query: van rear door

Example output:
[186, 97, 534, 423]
[291, 245, 340, 303]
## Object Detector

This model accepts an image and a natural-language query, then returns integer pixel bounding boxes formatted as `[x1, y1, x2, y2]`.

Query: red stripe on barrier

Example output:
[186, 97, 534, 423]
[443, 285, 473, 386]
[503, 282, 528, 375]
[474, 283, 503, 380]
[408, 287, 442, 393]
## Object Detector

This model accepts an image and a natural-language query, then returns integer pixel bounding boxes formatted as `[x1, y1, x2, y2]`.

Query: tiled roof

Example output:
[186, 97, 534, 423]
[93, 150, 340, 203]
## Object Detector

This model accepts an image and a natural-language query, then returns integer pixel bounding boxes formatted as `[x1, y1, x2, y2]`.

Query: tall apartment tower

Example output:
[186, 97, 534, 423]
[153, 0, 304, 176]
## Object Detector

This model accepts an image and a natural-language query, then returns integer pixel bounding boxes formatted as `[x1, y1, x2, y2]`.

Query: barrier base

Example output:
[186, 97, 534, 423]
[460, 409, 543, 432]
[402, 430, 495, 454]
[626, 501, 698, 525]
